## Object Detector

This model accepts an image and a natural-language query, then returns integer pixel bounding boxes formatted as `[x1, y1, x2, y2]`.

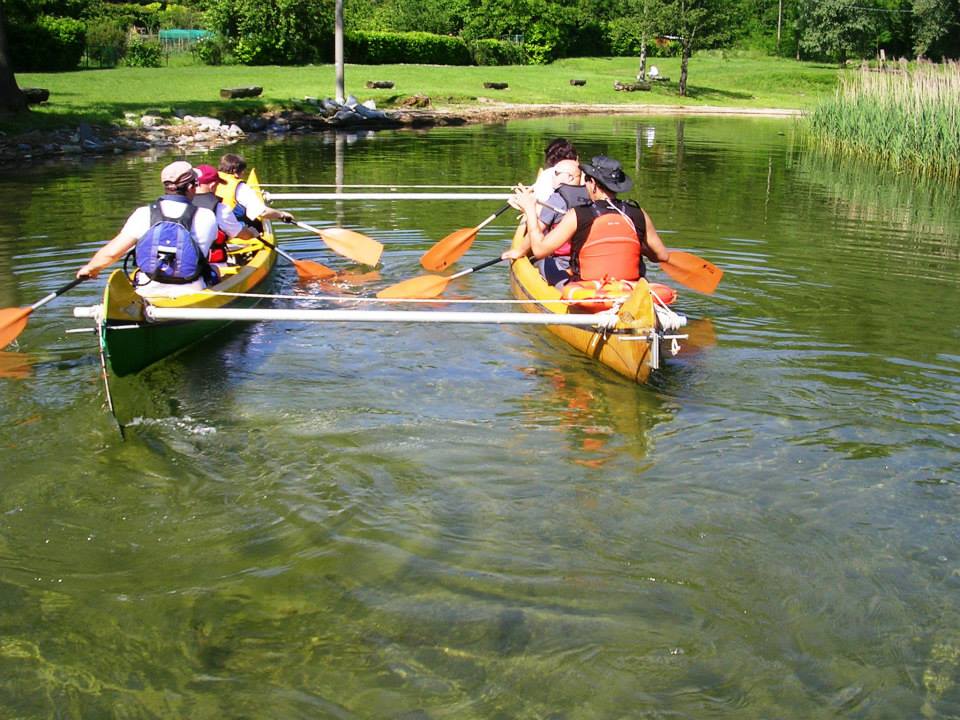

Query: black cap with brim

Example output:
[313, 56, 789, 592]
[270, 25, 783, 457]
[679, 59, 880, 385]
[579, 155, 633, 193]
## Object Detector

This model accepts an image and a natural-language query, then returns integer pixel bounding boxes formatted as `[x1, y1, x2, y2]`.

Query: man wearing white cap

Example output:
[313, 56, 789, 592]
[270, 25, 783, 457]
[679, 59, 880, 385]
[77, 160, 219, 297]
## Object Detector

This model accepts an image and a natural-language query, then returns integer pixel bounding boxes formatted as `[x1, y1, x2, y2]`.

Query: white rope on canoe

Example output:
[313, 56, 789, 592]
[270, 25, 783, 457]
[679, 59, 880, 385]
[649, 286, 687, 355]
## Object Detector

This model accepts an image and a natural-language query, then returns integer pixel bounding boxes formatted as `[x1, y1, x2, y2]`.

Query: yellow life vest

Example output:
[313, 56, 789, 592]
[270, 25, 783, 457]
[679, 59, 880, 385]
[215, 172, 242, 211]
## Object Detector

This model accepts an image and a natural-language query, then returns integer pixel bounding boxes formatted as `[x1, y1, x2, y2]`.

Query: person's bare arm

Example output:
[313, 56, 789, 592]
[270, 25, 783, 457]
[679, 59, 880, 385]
[502, 186, 576, 260]
[641, 210, 670, 263]
[259, 208, 295, 223]
[77, 231, 138, 278]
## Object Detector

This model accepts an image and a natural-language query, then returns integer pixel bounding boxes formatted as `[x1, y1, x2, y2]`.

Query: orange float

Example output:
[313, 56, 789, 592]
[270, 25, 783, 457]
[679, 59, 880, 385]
[561, 278, 676, 312]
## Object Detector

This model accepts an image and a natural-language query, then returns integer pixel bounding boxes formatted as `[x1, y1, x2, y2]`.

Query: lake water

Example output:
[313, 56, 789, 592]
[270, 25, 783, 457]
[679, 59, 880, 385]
[1, 115, 959, 719]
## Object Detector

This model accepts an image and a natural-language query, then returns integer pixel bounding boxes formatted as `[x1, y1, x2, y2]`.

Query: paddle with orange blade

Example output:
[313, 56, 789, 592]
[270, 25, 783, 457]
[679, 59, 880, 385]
[420, 204, 512, 272]
[659, 251, 724, 295]
[293, 221, 383, 267]
[0, 276, 89, 349]
[378, 257, 505, 299]
[259, 237, 336, 280]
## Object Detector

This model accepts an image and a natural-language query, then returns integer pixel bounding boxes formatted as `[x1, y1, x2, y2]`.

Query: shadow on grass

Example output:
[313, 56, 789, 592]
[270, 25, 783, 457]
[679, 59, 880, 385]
[678, 85, 755, 101]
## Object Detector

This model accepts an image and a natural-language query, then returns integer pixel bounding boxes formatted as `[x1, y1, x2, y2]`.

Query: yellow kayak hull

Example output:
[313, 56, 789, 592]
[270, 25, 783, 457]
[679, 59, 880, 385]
[507, 226, 659, 384]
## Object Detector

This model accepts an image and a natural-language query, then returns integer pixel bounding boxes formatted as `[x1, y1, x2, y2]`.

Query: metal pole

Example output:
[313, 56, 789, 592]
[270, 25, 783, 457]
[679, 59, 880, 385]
[776, 0, 783, 51]
[335, 0, 345, 103]
[144, 307, 620, 328]
[265, 192, 511, 201]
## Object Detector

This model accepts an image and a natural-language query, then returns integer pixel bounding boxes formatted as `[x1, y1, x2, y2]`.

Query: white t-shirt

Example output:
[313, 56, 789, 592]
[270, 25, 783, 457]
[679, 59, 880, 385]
[214, 201, 246, 237]
[120, 198, 218, 297]
[235, 181, 268, 222]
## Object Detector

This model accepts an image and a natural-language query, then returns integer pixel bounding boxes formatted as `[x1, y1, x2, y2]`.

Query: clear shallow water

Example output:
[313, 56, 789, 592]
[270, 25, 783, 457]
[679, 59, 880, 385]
[1, 116, 959, 719]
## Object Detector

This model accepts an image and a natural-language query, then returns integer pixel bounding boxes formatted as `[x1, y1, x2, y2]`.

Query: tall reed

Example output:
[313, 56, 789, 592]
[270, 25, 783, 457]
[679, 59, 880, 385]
[808, 60, 960, 181]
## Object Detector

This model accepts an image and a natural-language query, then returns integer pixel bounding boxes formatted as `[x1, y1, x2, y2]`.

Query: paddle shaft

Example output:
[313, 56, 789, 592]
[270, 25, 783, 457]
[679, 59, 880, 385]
[476, 204, 512, 232]
[32, 277, 88, 310]
[258, 237, 298, 265]
[0, 276, 89, 348]
[448, 256, 505, 281]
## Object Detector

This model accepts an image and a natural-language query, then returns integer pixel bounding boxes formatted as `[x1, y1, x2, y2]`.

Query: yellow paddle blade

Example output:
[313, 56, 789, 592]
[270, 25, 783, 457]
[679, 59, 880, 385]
[318, 227, 383, 266]
[293, 259, 338, 280]
[376, 274, 451, 299]
[294, 222, 383, 266]
[420, 227, 479, 271]
[659, 251, 724, 295]
[0, 307, 32, 349]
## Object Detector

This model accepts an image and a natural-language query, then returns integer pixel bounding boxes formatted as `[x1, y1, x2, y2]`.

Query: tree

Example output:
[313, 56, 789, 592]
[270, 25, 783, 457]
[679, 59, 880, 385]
[913, 0, 959, 58]
[659, 0, 735, 96]
[0, 0, 27, 113]
[798, 0, 876, 63]
[617, 0, 664, 80]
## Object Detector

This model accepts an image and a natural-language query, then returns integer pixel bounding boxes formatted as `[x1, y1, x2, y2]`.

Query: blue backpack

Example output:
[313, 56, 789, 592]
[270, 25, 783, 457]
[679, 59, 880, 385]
[134, 200, 208, 285]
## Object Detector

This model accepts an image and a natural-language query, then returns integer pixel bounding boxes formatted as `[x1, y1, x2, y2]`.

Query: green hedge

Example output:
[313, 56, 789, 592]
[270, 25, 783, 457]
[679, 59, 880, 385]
[345, 31, 472, 65]
[469, 38, 526, 66]
[10, 15, 86, 72]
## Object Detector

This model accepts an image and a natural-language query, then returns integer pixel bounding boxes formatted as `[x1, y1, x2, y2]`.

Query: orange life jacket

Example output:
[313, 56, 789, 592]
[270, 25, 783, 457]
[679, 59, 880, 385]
[570, 202, 643, 282]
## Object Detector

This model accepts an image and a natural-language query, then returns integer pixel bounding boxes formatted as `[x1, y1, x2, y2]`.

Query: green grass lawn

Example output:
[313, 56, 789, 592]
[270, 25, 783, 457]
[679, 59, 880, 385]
[8, 51, 843, 132]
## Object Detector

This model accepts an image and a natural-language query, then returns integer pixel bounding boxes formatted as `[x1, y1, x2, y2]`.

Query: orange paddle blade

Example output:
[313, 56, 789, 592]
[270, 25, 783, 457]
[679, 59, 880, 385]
[683, 318, 717, 352]
[0, 307, 32, 349]
[420, 227, 478, 271]
[659, 251, 724, 295]
[293, 259, 337, 280]
[376, 274, 450, 299]
[0, 350, 34, 379]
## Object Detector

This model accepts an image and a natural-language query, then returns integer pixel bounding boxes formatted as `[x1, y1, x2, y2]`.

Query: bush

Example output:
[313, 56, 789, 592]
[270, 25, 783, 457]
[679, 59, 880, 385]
[92, 3, 163, 34]
[157, 3, 204, 30]
[469, 38, 525, 65]
[85, 20, 127, 68]
[124, 36, 164, 67]
[193, 34, 230, 65]
[204, 0, 333, 65]
[9, 15, 86, 72]
[345, 31, 472, 65]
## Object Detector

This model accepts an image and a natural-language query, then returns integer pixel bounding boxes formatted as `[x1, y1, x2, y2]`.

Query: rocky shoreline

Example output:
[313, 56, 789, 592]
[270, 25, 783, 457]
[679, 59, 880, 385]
[0, 97, 801, 167]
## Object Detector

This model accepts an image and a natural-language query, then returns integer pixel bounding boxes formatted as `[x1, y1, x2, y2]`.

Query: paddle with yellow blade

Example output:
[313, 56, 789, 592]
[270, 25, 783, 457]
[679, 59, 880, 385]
[292, 221, 383, 267]
[420, 204, 512, 272]
[0, 276, 89, 349]
[258, 236, 337, 280]
[659, 251, 724, 295]
[377, 257, 505, 299]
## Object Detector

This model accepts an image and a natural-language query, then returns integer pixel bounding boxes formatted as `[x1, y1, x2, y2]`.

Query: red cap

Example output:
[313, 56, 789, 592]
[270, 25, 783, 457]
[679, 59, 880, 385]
[195, 164, 221, 185]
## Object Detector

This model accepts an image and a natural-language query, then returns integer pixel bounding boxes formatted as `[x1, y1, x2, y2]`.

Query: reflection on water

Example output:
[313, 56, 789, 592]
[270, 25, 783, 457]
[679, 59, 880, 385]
[0, 115, 959, 718]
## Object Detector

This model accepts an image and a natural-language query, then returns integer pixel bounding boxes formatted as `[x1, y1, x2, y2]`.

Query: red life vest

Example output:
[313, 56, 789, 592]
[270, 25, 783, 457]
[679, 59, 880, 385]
[192, 191, 229, 263]
[570, 202, 643, 282]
